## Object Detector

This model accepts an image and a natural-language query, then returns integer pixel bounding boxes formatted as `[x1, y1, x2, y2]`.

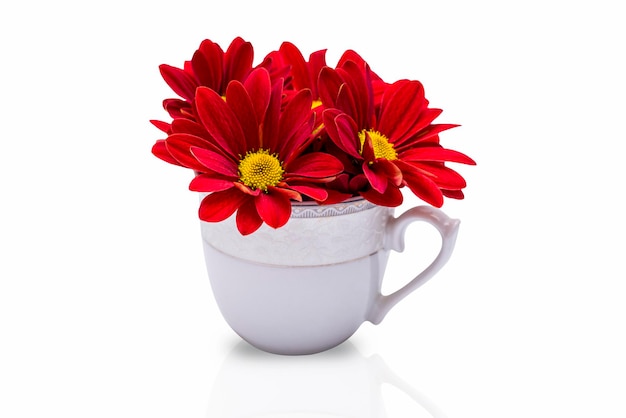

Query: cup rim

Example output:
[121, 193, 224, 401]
[292, 195, 365, 207]
[290, 196, 379, 218]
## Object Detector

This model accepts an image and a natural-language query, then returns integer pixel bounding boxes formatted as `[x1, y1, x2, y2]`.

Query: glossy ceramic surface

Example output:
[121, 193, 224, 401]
[201, 198, 460, 355]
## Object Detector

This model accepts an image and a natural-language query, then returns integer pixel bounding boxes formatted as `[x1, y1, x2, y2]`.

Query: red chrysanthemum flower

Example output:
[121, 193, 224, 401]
[150, 38, 255, 166]
[163, 68, 344, 235]
[320, 60, 475, 207]
[274, 44, 389, 127]
[158, 37, 254, 120]
[151, 38, 292, 168]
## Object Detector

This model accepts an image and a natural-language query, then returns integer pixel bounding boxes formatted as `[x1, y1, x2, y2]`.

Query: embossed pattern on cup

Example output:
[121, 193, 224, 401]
[200, 197, 393, 266]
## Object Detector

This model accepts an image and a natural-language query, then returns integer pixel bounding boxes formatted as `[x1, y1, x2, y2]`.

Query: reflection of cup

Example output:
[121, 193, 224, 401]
[202, 198, 460, 355]
[206, 341, 446, 418]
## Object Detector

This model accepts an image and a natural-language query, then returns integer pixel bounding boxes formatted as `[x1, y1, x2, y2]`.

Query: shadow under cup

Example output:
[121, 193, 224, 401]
[200, 198, 459, 355]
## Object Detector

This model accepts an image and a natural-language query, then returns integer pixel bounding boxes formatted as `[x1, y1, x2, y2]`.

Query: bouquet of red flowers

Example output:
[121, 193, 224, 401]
[151, 37, 475, 235]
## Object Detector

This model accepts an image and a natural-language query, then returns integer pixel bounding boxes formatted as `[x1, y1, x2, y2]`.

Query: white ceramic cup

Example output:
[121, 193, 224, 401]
[201, 197, 460, 355]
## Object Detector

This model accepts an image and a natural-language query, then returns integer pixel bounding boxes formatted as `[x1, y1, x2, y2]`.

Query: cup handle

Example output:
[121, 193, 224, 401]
[367, 206, 460, 324]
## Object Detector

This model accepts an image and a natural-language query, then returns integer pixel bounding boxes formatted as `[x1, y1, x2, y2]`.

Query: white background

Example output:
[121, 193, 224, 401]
[1, 0, 625, 417]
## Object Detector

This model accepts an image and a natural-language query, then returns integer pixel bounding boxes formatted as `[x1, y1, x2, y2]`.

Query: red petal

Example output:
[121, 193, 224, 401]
[281, 113, 317, 163]
[165, 133, 214, 171]
[337, 49, 384, 82]
[198, 188, 249, 222]
[318, 67, 345, 110]
[256, 50, 291, 83]
[377, 80, 426, 142]
[396, 124, 459, 148]
[190, 146, 238, 176]
[255, 191, 292, 229]
[197, 39, 225, 87]
[191, 45, 221, 91]
[261, 79, 283, 152]
[272, 185, 302, 201]
[328, 173, 350, 192]
[225, 80, 259, 150]
[159, 64, 197, 102]
[189, 174, 234, 192]
[279, 41, 310, 90]
[195, 86, 245, 158]
[287, 184, 328, 201]
[349, 174, 369, 192]
[150, 120, 171, 134]
[151, 140, 182, 167]
[335, 82, 357, 121]
[360, 131, 376, 162]
[307, 49, 327, 96]
[322, 110, 361, 159]
[363, 162, 388, 194]
[360, 184, 404, 207]
[286, 152, 343, 178]
[410, 162, 467, 190]
[321, 189, 354, 205]
[233, 182, 262, 196]
[278, 88, 314, 156]
[413, 107, 444, 132]
[243, 67, 271, 125]
[337, 60, 373, 127]
[372, 79, 390, 106]
[224, 37, 254, 85]
[396, 161, 444, 207]
[236, 198, 263, 235]
[163, 98, 192, 119]
[401, 146, 476, 165]
[170, 118, 212, 141]
[442, 189, 465, 199]
[376, 159, 403, 186]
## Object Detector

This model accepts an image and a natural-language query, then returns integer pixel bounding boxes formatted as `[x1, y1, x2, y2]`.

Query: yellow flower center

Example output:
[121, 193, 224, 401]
[311, 99, 323, 109]
[358, 130, 398, 160]
[238, 149, 284, 191]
